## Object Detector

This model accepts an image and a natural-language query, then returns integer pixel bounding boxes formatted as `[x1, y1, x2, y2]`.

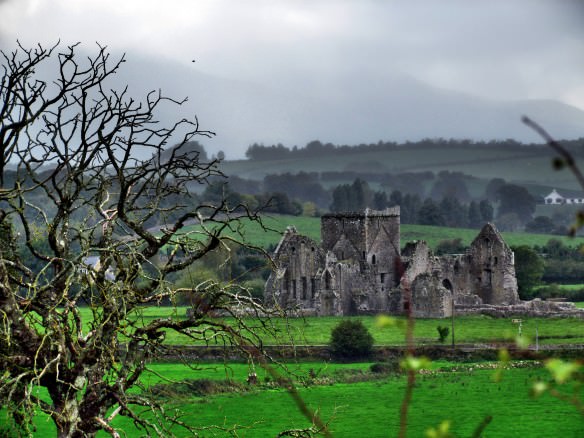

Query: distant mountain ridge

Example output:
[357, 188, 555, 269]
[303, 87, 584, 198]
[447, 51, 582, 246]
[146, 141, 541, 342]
[95, 50, 584, 158]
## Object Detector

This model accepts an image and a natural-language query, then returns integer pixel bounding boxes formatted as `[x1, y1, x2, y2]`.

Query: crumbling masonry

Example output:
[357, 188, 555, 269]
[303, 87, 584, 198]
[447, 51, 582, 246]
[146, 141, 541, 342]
[265, 208, 582, 318]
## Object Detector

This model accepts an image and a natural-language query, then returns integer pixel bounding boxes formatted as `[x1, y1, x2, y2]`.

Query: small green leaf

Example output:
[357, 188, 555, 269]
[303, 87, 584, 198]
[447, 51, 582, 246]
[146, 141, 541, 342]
[400, 355, 432, 372]
[498, 348, 510, 364]
[375, 314, 396, 328]
[425, 420, 453, 438]
[492, 348, 510, 382]
[545, 359, 581, 384]
[515, 335, 531, 350]
[531, 381, 548, 398]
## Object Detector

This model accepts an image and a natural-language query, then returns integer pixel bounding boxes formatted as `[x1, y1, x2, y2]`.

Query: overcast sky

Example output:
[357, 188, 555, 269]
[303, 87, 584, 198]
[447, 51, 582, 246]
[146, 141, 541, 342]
[1, 0, 583, 155]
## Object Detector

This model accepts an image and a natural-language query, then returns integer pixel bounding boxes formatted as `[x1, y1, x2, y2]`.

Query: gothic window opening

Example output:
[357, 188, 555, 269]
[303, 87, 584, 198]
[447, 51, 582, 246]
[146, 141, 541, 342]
[371, 254, 376, 265]
[302, 277, 307, 300]
[442, 278, 453, 292]
[483, 269, 492, 286]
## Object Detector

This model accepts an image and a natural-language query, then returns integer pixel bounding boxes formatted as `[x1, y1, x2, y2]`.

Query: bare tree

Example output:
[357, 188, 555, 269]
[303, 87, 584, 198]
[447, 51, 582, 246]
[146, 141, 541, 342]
[0, 42, 271, 437]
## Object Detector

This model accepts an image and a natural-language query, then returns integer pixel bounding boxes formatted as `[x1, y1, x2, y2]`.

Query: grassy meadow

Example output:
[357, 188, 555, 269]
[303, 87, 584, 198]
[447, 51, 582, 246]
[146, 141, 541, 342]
[184, 214, 584, 250]
[22, 361, 584, 437]
[94, 307, 584, 346]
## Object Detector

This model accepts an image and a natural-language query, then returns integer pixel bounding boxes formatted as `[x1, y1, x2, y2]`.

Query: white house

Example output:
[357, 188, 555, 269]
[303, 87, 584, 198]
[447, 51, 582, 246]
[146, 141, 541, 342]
[544, 189, 564, 204]
[544, 189, 584, 205]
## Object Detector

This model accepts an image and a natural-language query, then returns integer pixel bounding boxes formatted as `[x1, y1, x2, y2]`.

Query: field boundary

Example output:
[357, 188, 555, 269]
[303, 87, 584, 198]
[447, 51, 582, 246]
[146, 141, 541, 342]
[146, 343, 584, 362]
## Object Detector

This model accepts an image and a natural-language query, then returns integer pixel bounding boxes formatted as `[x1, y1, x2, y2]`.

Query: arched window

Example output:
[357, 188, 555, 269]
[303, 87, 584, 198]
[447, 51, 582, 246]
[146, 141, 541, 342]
[371, 254, 376, 265]
[442, 279, 453, 292]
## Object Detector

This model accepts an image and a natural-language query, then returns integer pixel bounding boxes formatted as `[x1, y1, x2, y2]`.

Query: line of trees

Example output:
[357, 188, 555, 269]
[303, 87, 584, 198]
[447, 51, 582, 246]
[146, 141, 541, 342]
[329, 179, 495, 228]
[244, 138, 584, 161]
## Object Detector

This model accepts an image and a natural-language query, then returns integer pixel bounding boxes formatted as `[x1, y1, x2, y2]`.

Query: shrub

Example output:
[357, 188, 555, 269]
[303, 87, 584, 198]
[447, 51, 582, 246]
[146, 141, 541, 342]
[148, 379, 246, 400]
[329, 320, 374, 360]
[437, 325, 450, 343]
[370, 361, 400, 374]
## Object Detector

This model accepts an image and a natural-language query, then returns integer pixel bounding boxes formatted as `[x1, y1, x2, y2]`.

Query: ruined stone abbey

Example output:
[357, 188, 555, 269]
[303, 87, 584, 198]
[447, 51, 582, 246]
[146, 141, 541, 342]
[265, 208, 581, 318]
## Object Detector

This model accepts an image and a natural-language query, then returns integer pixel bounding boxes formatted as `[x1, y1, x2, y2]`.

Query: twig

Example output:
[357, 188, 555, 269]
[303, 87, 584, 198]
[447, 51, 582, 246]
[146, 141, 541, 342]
[522, 116, 584, 189]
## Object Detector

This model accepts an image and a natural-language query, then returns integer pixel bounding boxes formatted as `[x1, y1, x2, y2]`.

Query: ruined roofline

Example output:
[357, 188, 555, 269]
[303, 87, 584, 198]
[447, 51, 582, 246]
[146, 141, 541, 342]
[322, 206, 400, 219]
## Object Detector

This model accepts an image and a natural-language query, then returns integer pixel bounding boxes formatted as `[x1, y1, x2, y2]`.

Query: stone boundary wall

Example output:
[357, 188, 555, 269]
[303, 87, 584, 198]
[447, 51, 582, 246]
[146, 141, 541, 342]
[145, 344, 584, 362]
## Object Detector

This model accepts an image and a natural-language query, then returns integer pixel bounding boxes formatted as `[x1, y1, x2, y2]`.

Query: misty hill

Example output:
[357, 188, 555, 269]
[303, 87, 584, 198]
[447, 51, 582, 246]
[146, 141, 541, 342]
[219, 140, 584, 196]
[113, 50, 584, 159]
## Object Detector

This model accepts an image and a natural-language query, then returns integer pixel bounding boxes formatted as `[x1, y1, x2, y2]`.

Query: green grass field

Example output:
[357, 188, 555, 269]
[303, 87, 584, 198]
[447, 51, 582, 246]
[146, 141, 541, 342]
[19, 361, 583, 437]
[95, 307, 584, 346]
[184, 214, 584, 250]
[161, 367, 582, 437]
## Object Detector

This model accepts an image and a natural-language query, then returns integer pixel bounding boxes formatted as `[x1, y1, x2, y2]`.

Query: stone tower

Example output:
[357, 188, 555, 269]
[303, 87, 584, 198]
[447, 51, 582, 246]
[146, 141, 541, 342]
[320, 207, 401, 310]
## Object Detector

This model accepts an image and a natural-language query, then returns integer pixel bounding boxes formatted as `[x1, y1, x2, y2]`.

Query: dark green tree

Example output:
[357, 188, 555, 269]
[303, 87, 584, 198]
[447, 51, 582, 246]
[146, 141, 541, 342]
[373, 191, 388, 210]
[430, 171, 471, 202]
[330, 184, 351, 212]
[496, 184, 536, 223]
[351, 178, 373, 210]
[468, 200, 483, 228]
[330, 178, 373, 212]
[485, 177, 506, 201]
[479, 199, 494, 223]
[329, 320, 374, 360]
[439, 197, 468, 227]
[513, 245, 545, 299]
[525, 216, 555, 234]
[389, 190, 403, 207]
[400, 193, 422, 224]
[417, 198, 445, 226]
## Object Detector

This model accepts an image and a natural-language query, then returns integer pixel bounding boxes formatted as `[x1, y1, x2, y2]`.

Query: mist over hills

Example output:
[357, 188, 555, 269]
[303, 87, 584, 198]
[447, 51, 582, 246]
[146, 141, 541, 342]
[109, 51, 584, 160]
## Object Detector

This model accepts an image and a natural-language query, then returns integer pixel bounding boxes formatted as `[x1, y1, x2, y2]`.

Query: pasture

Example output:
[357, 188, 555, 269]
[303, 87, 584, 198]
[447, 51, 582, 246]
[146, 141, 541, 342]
[90, 307, 584, 346]
[21, 361, 584, 437]
[183, 214, 584, 250]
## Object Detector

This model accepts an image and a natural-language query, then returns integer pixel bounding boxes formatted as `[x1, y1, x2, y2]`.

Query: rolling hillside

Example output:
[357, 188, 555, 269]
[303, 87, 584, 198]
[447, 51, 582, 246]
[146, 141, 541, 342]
[220, 143, 584, 196]
[193, 214, 584, 250]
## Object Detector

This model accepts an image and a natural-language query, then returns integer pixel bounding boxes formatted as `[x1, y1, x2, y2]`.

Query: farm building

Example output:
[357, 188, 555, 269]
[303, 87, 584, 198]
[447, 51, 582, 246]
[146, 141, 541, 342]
[544, 189, 584, 205]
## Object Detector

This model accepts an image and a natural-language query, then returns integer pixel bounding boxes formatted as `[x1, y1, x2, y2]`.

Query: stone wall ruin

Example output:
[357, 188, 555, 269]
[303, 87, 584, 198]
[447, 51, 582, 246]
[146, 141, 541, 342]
[265, 208, 583, 318]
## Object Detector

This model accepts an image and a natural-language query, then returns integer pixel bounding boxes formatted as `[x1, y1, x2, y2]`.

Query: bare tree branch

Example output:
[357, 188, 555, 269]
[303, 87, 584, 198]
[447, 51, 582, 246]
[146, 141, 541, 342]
[0, 42, 276, 437]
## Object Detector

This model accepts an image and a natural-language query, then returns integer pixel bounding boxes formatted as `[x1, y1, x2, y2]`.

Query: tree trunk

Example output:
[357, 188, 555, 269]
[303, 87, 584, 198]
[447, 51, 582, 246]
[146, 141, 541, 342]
[54, 398, 97, 438]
